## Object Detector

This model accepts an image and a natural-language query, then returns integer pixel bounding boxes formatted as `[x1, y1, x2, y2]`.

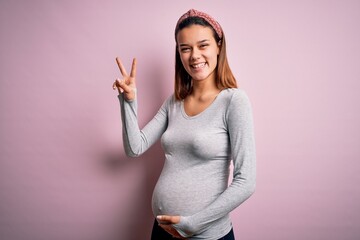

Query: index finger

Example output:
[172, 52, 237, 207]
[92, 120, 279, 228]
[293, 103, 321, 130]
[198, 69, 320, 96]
[130, 58, 137, 78]
[116, 57, 128, 76]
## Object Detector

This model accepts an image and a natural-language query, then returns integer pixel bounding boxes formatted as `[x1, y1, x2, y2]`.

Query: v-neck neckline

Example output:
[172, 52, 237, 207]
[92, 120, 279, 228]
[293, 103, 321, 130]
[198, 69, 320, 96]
[181, 90, 224, 119]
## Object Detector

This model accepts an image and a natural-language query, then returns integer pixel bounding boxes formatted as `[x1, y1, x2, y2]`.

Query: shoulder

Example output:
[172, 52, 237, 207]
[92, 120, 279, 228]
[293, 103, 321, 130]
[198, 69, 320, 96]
[221, 88, 251, 106]
[161, 93, 180, 109]
[222, 88, 253, 120]
[165, 94, 178, 105]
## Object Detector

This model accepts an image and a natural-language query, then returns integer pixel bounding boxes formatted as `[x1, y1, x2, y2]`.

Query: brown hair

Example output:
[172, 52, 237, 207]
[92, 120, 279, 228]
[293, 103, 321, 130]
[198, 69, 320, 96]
[174, 16, 237, 100]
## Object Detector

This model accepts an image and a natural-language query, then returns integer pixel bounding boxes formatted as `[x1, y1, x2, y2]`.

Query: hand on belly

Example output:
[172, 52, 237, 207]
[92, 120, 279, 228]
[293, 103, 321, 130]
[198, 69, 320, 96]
[157, 215, 186, 239]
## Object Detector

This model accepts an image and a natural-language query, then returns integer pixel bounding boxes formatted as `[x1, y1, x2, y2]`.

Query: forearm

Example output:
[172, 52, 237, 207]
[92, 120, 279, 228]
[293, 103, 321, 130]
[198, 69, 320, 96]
[173, 164, 256, 237]
[119, 94, 168, 157]
[119, 94, 144, 156]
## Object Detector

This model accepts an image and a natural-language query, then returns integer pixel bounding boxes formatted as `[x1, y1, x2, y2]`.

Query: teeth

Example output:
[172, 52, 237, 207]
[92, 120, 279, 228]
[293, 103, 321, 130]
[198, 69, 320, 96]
[192, 63, 205, 68]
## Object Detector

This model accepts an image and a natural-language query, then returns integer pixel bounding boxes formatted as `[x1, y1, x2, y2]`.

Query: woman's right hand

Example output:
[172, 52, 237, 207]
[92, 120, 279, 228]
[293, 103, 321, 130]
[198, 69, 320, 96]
[112, 57, 137, 101]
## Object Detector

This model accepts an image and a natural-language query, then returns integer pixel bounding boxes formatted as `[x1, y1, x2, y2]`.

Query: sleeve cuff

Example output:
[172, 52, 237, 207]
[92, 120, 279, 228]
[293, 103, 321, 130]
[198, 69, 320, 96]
[172, 216, 194, 238]
[118, 94, 135, 103]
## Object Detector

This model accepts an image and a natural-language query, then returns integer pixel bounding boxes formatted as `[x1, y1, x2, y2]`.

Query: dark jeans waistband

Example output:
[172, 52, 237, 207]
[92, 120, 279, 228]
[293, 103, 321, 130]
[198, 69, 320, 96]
[151, 219, 235, 240]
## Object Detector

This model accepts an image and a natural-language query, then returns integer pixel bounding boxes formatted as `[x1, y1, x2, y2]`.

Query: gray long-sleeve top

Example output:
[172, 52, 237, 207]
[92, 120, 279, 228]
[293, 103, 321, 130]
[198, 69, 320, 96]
[118, 88, 256, 240]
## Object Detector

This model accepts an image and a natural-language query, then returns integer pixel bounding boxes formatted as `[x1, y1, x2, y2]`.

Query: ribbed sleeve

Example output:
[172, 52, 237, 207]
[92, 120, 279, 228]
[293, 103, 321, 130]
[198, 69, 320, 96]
[118, 94, 168, 157]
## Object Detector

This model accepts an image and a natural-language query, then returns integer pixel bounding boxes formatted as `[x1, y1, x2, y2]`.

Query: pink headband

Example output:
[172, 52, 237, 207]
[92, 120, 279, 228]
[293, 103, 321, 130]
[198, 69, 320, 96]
[175, 9, 223, 40]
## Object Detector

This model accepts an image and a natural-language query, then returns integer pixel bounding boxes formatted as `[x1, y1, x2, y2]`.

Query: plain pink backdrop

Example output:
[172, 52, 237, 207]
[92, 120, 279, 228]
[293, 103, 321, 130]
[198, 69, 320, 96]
[1, 0, 359, 239]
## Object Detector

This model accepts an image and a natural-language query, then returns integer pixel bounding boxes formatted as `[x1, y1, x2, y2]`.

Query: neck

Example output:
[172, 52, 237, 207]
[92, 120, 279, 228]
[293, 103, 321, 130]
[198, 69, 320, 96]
[191, 77, 220, 100]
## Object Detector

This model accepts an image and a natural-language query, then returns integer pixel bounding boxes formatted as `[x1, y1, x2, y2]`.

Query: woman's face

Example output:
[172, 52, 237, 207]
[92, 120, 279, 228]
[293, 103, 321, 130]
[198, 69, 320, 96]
[177, 25, 220, 82]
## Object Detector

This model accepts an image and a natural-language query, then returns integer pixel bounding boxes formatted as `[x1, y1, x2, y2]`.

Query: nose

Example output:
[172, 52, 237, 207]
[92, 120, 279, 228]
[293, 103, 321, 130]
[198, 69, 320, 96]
[190, 48, 200, 61]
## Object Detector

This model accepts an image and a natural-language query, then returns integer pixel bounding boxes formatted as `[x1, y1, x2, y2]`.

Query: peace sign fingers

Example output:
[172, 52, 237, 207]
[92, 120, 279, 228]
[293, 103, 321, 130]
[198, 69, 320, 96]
[113, 57, 137, 101]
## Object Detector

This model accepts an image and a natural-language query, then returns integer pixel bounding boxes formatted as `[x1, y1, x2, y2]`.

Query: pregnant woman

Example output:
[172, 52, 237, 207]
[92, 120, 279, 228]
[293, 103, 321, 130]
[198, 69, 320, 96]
[113, 9, 256, 240]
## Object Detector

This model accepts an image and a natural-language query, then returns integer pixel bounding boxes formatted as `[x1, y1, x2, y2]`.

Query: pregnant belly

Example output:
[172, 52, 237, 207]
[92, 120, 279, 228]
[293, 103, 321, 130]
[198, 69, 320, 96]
[151, 164, 228, 217]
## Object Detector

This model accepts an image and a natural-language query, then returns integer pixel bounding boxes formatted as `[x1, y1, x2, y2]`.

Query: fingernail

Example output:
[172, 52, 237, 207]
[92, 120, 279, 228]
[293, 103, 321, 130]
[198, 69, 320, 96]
[157, 216, 162, 220]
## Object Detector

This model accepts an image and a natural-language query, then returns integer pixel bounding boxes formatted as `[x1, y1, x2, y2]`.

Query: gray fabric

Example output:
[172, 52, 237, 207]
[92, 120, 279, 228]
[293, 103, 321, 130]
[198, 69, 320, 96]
[118, 88, 256, 240]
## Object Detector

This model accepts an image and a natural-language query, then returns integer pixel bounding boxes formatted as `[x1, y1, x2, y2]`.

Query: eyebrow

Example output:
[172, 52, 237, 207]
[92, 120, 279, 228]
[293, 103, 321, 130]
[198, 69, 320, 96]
[179, 39, 210, 47]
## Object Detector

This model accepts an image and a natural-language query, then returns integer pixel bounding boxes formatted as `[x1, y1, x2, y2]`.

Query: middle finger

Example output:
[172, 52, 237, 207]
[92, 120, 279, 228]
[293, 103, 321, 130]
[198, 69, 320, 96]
[130, 58, 137, 78]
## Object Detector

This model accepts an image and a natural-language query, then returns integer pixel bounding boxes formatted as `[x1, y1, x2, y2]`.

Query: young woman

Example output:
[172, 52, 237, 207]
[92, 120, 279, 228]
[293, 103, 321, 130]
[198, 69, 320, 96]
[113, 9, 256, 240]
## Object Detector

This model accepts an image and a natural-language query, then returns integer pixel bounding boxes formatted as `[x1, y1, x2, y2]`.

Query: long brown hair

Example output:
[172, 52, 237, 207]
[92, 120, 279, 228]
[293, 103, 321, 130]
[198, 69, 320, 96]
[174, 17, 237, 100]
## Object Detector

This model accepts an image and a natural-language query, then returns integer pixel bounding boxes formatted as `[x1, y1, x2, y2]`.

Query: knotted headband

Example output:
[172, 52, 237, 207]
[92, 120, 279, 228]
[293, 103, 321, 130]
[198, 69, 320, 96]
[175, 9, 223, 40]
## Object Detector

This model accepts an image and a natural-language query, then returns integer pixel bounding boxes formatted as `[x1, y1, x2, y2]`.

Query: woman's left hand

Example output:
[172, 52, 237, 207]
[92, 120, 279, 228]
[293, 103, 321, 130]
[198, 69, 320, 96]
[157, 215, 186, 239]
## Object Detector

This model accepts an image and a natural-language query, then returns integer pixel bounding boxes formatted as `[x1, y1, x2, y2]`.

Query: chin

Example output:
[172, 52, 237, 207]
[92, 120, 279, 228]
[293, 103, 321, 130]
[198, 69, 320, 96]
[191, 74, 210, 81]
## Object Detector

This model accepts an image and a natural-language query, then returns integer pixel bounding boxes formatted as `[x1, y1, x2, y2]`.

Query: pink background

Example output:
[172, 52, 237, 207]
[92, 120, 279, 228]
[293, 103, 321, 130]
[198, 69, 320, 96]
[1, 0, 359, 239]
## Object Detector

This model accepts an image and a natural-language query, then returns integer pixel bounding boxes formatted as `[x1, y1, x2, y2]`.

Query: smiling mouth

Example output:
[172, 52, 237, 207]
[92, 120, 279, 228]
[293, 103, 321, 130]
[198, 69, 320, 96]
[191, 62, 206, 69]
